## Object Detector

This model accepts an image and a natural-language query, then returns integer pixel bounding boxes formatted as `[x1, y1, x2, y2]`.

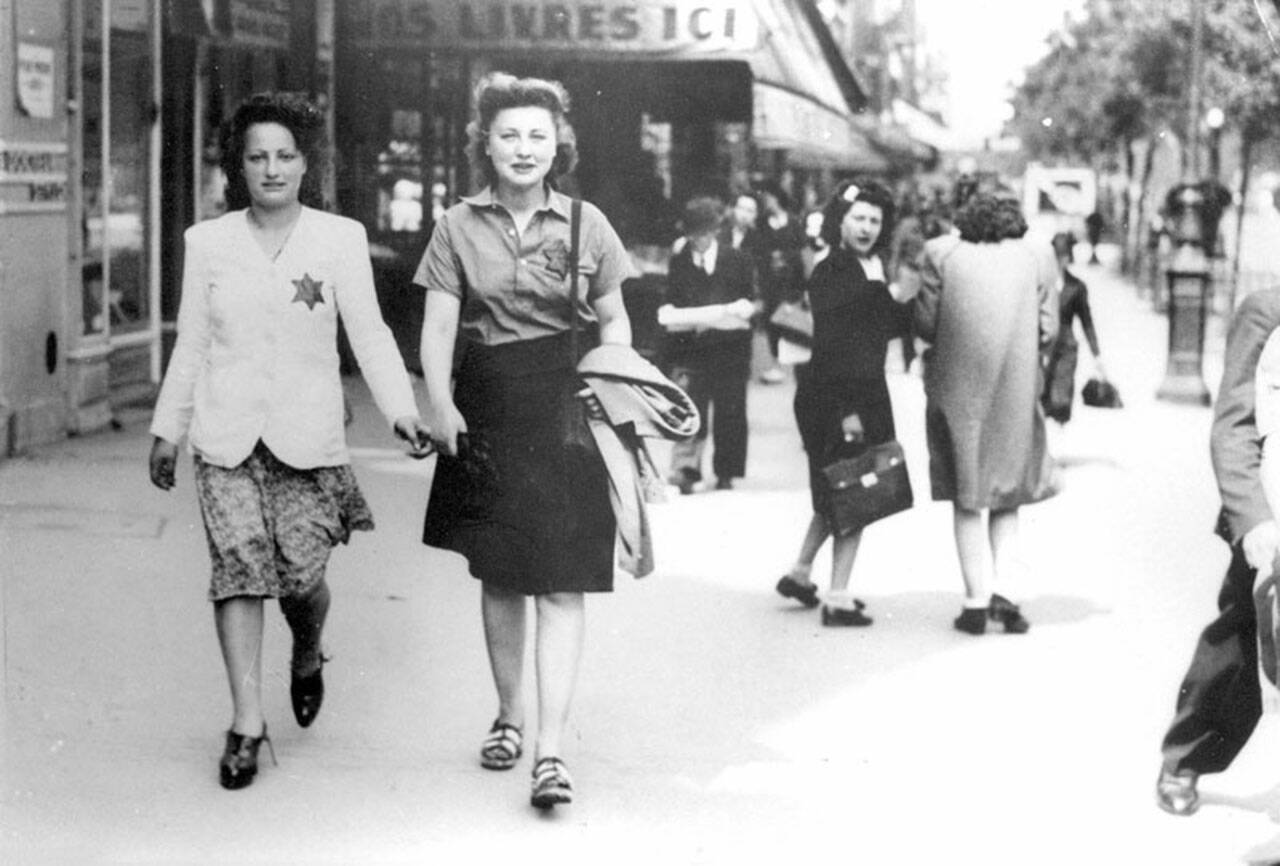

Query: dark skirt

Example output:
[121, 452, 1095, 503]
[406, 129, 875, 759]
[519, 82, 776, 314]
[793, 370, 897, 514]
[422, 332, 615, 594]
[1041, 340, 1079, 423]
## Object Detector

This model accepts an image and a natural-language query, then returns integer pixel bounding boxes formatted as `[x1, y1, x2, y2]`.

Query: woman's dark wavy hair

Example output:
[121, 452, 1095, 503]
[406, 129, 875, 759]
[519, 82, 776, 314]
[220, 91, 328, 211]
[954, 193, 1028, 243]
[464, 72, 578, 192]
[819, 178, 896, 254]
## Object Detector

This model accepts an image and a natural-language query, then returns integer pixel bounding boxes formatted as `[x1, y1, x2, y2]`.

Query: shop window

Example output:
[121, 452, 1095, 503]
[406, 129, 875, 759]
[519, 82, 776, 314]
[377, 109, 424, 233]
[81, 0, 155, 338]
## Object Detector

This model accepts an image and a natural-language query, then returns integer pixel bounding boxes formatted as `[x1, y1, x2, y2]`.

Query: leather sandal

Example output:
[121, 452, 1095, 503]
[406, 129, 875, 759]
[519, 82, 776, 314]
[480, 720, 524, 770]
[530, 757, 574, 809]
[776, 575, 820, 608]
[989, 594, 1030, 634]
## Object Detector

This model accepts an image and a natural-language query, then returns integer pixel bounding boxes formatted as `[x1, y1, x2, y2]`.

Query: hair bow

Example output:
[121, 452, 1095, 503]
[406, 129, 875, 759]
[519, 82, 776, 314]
[842, 184, 861, 203]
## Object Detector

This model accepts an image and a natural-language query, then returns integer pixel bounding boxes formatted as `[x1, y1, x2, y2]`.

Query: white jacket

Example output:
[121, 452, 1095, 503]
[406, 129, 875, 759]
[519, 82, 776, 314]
[150, 208, 418, 469]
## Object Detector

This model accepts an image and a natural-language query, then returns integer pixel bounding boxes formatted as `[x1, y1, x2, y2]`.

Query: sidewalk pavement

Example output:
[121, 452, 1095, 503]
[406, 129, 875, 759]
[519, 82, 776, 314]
[4, 250, 1280, 865]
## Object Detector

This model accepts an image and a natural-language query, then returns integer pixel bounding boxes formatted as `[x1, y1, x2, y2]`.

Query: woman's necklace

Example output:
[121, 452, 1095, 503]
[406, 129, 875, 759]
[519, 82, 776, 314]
[248, 207, 301, 262]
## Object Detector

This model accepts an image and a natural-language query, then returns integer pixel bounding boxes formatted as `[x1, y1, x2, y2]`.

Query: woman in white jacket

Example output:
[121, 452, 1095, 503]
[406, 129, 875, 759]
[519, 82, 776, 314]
[148, 92, 430, 790]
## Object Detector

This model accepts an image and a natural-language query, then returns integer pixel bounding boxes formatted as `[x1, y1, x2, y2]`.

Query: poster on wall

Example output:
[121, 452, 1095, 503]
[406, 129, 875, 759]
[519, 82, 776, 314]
[17, 43, 54, 119]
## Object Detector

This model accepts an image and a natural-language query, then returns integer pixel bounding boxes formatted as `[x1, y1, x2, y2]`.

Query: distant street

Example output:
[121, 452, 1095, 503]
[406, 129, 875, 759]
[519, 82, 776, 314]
[7, 252, 1280, 865]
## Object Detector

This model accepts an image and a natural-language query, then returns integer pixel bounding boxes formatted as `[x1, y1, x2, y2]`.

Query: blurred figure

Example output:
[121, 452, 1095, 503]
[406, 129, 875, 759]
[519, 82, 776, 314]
[659, 196, 759, 493]
[774, 179, 916, 625]
[1084, 210, 1105, 264]
[1156, 289, 1280, 816]
[1041, 232, 1107, 425]
[756, 182, 806, 384]
[723, 191, 760, 255]
[915, 193, 1060, 635]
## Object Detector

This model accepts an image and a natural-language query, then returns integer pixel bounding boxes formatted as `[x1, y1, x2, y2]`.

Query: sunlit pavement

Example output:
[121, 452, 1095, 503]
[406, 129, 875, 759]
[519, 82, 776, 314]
[5, 250, 1280, 864]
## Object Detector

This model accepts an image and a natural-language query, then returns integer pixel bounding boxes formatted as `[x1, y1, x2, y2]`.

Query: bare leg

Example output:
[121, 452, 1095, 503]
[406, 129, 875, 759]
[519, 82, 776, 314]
[533, 592, 585, 760]
[790, 512, 831, 580]
[829, 528, 863, 594]
[989, 507, 1020, 599]
[952, 506, 992, 604]
[214, 597, 267, 735]
[280, 578, 330, 676]
[482, 584, 527, 728]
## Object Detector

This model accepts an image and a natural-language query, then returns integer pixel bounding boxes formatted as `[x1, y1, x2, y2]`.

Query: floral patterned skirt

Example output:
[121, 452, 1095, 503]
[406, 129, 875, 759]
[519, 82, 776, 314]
[193, 440, 374, 601]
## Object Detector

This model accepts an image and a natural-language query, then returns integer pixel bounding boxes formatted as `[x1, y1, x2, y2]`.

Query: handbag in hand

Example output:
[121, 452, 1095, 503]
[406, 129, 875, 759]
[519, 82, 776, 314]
[1082, 377, 1122, 408]
[768, 299, 813, 347]
[821, 440, 913, 536]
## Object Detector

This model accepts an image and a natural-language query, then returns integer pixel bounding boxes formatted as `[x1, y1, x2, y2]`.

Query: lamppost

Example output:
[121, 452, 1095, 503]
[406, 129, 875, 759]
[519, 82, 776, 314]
[1156, 183, 1223, 405]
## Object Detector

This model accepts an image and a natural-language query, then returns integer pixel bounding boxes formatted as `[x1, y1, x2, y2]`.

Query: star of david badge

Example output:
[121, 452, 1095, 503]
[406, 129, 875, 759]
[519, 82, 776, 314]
[291, 272, 325, 310]
[542, 241, 570, 279]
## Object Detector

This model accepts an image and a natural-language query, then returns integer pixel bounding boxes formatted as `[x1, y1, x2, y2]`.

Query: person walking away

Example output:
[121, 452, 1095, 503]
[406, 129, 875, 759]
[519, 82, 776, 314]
[148, 91, 430, 790]
[914, 193, 1060, 635]
[658, 196, 759, 493]
[1041, 232, 1108, 425]
[756, 182, 805, 383]
[773, 179, 916, 625]
[1156, 289, 1280, 815]
[414, 72, 634, 810]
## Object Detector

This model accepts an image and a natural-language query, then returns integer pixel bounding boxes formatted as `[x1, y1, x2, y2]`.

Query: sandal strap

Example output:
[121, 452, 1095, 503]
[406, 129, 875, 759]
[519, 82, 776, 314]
[532, 757, 573, 789]
[481, 721, 523, 757]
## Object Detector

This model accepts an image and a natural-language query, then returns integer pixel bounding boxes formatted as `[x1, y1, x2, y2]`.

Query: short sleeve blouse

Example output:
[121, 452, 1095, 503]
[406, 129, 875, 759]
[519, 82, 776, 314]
[412, 186, 634, 345]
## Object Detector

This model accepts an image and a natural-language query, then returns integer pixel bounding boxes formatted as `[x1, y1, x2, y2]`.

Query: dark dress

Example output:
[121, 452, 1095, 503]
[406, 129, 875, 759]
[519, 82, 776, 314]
[1041, 269, 1100, 423]
[794, 249, 899, 513]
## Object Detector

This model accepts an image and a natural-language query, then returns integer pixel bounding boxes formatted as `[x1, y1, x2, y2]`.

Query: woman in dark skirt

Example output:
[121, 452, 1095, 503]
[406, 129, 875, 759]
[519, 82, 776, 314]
[414, 72, 633, 809]
[773, 179, 916, 626]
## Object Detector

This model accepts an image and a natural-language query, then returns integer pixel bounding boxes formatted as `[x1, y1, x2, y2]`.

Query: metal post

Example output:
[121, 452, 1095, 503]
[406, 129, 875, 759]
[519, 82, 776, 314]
[1156, 184, 1213, 405]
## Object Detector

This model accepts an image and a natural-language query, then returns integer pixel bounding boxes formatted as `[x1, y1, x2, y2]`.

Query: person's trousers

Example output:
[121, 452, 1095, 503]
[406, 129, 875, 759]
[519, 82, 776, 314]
[669, 364, 749, 482]
[1160, 543, 1262, 775]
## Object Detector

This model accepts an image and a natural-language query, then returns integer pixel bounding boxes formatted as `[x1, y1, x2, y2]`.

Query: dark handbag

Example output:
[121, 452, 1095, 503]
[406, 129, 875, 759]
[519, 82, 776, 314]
[1082, 377, 1122, 408]
[768, 299, 813, 346]
[821, 440, 914, 536]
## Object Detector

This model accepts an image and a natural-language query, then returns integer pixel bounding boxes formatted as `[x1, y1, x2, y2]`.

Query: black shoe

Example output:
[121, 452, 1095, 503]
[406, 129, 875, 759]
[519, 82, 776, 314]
[953, 607, 987, 635]
[715, 478, 734, 491]
[219, 726, 276, 790]
[776, 575, 820, 608]
[821, 601, 873, 627]
[290, 656, 326, 728]
[989, 594, 1030, 634]
[670, 469, 700, 495]
[1155, 767, 1199, 816]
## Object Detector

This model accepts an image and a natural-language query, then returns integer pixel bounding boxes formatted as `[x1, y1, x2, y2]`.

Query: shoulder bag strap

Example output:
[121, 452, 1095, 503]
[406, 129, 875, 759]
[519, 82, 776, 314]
[569, 198, 582, 364]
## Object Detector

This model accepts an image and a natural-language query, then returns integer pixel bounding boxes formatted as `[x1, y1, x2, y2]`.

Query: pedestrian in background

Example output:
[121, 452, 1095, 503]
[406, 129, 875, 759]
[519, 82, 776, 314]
[774, 179, 916, 626]
[1156, 289, 1280, 816]
[1041, 232, 1107, 425]
[756, 182, 806, 384]
[414, 71, 634, 810]
[914, 193, 1059, 635]
[722, 191, 761, 258]
[659, 196, 759, 493]
[148, 91, 430, 790]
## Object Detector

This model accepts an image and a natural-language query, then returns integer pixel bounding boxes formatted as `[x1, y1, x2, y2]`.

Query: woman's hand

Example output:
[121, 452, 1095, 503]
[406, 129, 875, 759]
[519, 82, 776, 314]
[424, 401, 468, 457]
[841, 413, 865, 442]
[149, 437, 179, 490]
[393, 416, 436, 459]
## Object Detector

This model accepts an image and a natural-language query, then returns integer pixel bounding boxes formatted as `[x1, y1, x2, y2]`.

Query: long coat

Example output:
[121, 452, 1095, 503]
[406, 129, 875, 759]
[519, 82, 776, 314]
[914, 234, 1060, 510]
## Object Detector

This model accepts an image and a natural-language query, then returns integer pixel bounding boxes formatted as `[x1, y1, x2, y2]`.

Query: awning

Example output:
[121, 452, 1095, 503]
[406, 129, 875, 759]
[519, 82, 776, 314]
[754, 83, 887, 171]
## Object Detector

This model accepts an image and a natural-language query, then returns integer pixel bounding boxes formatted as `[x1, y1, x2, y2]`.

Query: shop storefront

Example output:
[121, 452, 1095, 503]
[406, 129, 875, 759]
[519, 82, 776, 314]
[0, 1, 334, 455]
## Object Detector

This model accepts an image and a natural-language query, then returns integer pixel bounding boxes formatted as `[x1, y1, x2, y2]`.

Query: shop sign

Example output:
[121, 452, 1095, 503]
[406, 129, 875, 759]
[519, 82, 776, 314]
[347, 0, 760, 54]
[230, 0, 291, 49]
[16, 43, 54, 119]
[0, 141, 68, 215]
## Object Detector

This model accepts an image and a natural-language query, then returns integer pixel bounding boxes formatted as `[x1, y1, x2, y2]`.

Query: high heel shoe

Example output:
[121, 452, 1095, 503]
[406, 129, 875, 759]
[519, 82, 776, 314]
[989, 594, 1030, 634]
[290, 654, 328, 728]
[219, 725, 277, 790]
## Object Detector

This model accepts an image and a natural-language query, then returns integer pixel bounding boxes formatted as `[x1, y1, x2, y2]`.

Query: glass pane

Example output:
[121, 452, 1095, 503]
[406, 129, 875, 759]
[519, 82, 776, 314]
[82, 0, 106, 335]
[107, 6, 153, 335]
